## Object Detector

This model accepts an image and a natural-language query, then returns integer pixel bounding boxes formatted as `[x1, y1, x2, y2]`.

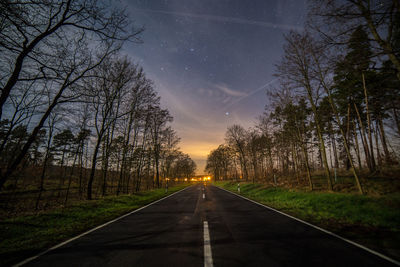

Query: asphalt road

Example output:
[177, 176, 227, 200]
[20, 184, 397, 267]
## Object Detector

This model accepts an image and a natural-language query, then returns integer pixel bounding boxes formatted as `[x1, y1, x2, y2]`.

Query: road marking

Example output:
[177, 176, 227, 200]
[13, 186, 193, 267]
[203, 193, 205, 199]
[215, 186, 400, 266]
[203, 221, 213, 267]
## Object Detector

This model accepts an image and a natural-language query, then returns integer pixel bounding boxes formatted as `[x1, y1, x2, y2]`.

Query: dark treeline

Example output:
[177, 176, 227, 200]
[0, 0, 195, 214]
[206, 0, 400, 194]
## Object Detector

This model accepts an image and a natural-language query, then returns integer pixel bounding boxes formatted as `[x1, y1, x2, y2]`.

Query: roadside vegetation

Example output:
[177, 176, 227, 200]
[214, 180, 400, 261]
[0, 183, 190, 266]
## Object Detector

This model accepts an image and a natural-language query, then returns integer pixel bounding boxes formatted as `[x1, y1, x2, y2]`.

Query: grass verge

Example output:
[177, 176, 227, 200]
[0, 184, 190, 266]
[214, 181, 400, 261]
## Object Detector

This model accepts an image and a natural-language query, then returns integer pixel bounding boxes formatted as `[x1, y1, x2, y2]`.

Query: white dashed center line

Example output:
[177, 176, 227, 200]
[203, 221, 213, 267]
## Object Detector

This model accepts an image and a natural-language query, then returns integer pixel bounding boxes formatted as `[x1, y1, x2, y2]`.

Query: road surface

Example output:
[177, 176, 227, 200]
[20, 184, 398, 266]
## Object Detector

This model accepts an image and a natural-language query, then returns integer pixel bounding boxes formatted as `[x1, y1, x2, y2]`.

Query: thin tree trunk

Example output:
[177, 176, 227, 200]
[378, 116, 392, 164]
[375, 122, 382, 167]
[354, 103, 372, 171]
[56, 149, 66, 199]
[64, 150, 79, 206]
[314, 65, 363, 193]
[78, 142, 84, 197]
[323, 98, 364, 193]
[307, 91, 332, 190]
[362, 72, 376, 172]
[353, 118, 362, 169]
[392, 107, 400, 136]
[292, 143, 300, 185]
[101, 131, 110, 196]
[332, 134, 339, 168]
[297, 125, 312, 190]
[35, 127, 54, 210]
[87, 135, 103, 200]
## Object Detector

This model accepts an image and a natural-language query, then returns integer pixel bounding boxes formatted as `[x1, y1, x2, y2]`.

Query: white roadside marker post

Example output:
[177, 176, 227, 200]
[237, 182, 240, 194]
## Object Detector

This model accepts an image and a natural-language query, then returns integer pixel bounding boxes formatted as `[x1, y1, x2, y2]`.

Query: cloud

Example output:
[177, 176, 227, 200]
[224, 78, 278, 110]
[215, 84, 247, 97]
[132, 8, 304, 31]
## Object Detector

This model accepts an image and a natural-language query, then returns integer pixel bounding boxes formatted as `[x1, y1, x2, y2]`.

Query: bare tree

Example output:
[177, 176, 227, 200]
[86, 58, 133, 200]
[0, 0, 141, 119]
[225, 125, 249, 181]
[275, 31, 333, 190]
[149, 106, 173, 188]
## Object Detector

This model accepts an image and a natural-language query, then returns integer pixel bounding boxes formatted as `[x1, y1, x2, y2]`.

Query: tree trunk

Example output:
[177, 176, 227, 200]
[375, 122, 382, 167]
[378, 116, 392, 164]
[292, 143, 300, 185]
[78, 140, 86, 198]
[314, 65, 364, 193]
[316, 122, 332, 189]
[362, 73, 376, 172]
[303, 143, 313, 190]
[35, 127, 54, 210]
[65, 149, 79, 206]
[392, 107, 400, 136]
[353, 119, 362, 169]
[87, 136, 102, 200]
[354, 103, 372, 171]
[320, 95, 364, 193]
[101, 130, 110, 196]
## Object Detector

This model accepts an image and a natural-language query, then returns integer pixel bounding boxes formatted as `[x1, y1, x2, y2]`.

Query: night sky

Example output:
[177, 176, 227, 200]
[119, 0, 307, 173]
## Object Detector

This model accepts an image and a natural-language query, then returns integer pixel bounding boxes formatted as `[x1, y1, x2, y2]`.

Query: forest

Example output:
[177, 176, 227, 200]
[0, 1, 196, 217]
[206, 0, 400, 194]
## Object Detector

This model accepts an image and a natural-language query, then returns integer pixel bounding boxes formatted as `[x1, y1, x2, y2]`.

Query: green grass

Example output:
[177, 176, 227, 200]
[214, 181, 400, 229]
[0, 184, 190, 266]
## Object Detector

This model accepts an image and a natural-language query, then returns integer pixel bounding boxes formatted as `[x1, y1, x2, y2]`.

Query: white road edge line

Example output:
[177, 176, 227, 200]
[13, 186, 193, 267]
[204, 221, 214, 267]
[215, 186, 400, 266]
